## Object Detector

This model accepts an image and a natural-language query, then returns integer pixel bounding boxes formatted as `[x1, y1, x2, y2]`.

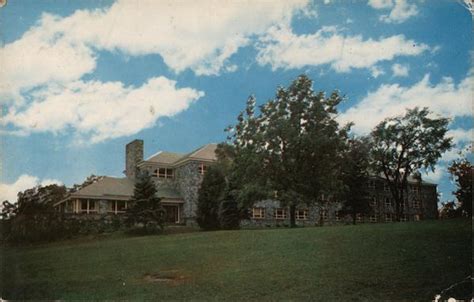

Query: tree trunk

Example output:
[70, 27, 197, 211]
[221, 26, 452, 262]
[289, 204, 296, 228]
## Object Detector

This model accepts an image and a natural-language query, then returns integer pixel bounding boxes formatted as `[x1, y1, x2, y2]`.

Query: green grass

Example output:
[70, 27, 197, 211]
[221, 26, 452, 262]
[1, 219, 471, 301]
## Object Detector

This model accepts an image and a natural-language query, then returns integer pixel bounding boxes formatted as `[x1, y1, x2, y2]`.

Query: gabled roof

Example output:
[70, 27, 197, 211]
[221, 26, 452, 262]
[142, 143, 218, 166]
[173, 143, 218, 165]
[145, 151, 184, 164]
[55, 177, 183, 205]
[70, 177, 135, 198]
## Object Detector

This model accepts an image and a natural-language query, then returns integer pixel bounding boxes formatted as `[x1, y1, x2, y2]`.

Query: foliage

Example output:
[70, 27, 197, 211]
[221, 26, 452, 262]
[448, 156, 472, 216]
[2, 184, 70, 243]
[196, 166, 226, 230]
[218, 198, 240, 230]
[370, 107, 452, 221]
[438, 201, 459, 219]
[125, 171, 165, 234]
[340, 137, 372, 224]
[226, 75, 349, 227]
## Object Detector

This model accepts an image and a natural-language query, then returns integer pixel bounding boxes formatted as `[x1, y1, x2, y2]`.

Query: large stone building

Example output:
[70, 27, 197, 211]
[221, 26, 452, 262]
[54, 140, 439, 225]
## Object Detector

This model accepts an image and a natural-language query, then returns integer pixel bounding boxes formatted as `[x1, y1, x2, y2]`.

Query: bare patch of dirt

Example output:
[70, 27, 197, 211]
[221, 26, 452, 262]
[142, 270, 189, 286]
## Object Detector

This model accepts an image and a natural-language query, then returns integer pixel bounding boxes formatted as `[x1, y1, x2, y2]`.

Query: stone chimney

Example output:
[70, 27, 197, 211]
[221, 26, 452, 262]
[125, 139, 144, 179]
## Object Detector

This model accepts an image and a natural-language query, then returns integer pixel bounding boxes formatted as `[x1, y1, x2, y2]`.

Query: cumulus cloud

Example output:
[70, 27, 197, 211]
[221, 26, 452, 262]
[368, 0, 418, 23]
[0, 0, 308, 95]
[371, 66, 385, 78]
[0, 175, 62, 203]
[256, 26, 429, 72]
[424, 164, 447, 183]
[339, 72, 472, 134]
[2, 77, 204, 143]
[392, 63, 409, 77]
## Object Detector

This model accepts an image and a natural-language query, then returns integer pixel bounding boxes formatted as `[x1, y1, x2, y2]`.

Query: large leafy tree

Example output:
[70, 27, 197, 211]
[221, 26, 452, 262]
[226, 75, 349, 227]
[125, 171, 165, 233]
[448, 155, 472, 216]
[196, 166, 226, 230]
[340, 137, 372, 224]
[370, 107, 452, 221]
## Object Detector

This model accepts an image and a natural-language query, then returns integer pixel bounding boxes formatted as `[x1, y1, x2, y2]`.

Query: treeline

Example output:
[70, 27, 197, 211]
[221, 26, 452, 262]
[196, 75, 470, 230]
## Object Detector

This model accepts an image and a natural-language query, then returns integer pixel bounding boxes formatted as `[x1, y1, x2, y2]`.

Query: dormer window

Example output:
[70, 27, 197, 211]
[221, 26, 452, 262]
[198, 163, 208, 175]
[153, 168, 174, 179]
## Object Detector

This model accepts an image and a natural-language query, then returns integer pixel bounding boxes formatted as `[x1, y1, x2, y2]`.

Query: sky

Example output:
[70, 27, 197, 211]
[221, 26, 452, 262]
[0, 0, 472, 205]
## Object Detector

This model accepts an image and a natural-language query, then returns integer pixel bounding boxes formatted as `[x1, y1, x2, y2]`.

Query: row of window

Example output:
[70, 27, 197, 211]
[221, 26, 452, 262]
[151, 163, 209, 179]
[367, 180, 422, 193]
[252, 207, 421, 222]
[370, 197, 422, 209]
[77, 200, 128, 214]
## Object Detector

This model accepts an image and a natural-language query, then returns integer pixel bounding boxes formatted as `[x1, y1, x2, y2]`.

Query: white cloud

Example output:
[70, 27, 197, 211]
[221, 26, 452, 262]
[392, 63, 409, 77]
[0, 0, 308, 93]
[424, 164, 446, 183]
[368, 0, 418, 24]
[371, 66, 385, 78]
[447, 128, 473, 146]
[256, 26, 429, 72]
[368, 0, 394, 9]
[339, 72, 472, 134]
[0, 175, 62, 203]
[2, 77, 204, 143]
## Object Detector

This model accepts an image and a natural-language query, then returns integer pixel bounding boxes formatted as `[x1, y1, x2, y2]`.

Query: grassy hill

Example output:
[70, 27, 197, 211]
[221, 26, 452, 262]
[1, 219, 471, 300]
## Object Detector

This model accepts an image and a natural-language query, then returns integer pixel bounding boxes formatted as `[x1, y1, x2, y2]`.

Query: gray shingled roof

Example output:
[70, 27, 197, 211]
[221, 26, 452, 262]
[71, 177, 135, 198]
[142, 143, 218, 166]
[68, 176, 182, 200]
[145, 151, 184, 164]
[173, 143, 218, 165]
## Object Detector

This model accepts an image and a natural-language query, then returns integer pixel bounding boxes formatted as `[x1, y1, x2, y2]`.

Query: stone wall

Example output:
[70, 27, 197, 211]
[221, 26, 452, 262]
[175, 161, 204, 225]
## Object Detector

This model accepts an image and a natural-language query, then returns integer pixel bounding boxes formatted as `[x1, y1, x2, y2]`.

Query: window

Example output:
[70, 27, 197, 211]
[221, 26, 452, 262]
[413, 199, 421, 209]
[320, 210, 329, 221]
[89, 200, 97, 212]
[369, 215, 377, 223]
[411, 185, 420, 194]
[400, 214, 408, 222]
[356, 213, 363, 223]
[108, 200, 127, 214]
[198, 163, 208, 175]
[384, 197, 392, 207]
[370, 196, 377, 207]
[295, 209, 308, 220]
[384, 183, 391, 192]
[252, 208, 265, 219]
[81, 199, 97, 214]
[274, 208, 287, 219]
[385, 213, 393, 222]
[81, 200, 88, 212]
[154, 168, 174, 179]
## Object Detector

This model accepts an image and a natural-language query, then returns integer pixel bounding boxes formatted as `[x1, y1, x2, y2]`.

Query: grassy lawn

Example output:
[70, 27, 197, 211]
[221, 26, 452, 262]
[1, 219, 471, 301]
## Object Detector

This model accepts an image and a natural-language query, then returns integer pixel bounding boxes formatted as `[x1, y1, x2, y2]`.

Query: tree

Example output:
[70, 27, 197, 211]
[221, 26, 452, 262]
[226, 75, 349, 227]
[218, 198, 240, 230]
[370, 107, 452, 221]
[439, 201, 458, 219]
[125, 171, 165, 233]
[340, 137, 372, 224]
[448, 155, 472, 216]
[196, 166, 226, 230]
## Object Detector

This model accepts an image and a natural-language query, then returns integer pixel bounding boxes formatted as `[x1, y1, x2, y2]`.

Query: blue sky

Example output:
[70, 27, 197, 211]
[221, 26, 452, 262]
[1, 0, 472, 204]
